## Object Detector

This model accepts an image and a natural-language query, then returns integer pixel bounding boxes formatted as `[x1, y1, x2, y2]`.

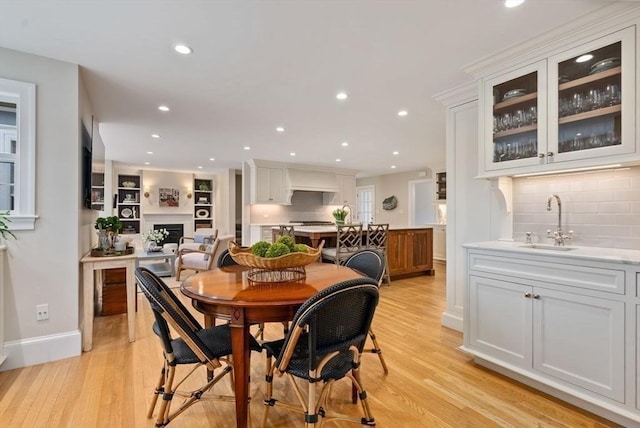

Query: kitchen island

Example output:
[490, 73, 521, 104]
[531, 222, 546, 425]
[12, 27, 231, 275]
[271, 225, 435, 278]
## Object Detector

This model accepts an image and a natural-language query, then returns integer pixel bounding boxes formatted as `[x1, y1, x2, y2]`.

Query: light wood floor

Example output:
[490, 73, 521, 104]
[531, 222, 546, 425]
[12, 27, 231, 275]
[0, 263, 621, 427]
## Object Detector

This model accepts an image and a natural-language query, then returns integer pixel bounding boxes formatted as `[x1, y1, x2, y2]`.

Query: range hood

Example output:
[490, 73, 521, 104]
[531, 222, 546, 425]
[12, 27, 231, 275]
[285, 168, 339, 204]
[286, 168, 339, 192]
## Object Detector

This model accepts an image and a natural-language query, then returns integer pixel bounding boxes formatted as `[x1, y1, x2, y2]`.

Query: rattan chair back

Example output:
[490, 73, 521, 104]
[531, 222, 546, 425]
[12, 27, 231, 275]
[367, 223, 389, 250]
[342, 249, 385, 285]
[217, 249, 238, 267]
[262, 277, 379, 426]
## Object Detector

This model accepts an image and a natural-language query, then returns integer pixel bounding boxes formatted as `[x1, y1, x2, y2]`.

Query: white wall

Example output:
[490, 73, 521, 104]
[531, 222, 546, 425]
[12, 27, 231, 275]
[356, 169, 434, 226]
[512, 166, 640, 249]
[1, 47, 84, 369]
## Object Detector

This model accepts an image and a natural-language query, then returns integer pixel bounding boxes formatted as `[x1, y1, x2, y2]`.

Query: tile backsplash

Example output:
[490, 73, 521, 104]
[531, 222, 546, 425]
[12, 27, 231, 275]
[512, 166, 640, 250]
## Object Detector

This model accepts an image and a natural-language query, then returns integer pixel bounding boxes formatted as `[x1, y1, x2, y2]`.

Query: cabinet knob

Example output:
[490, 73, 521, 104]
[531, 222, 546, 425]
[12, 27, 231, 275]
[533, 294, 541, 299]
[547, 152, 554, 157]
[538, 153, 545, 158]
[524, 292, 532, 298]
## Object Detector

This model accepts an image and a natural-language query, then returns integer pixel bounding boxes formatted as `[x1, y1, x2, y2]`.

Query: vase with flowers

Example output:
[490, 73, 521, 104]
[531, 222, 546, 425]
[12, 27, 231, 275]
[332, 207, 348, 226]
[142, 228, 170, 252]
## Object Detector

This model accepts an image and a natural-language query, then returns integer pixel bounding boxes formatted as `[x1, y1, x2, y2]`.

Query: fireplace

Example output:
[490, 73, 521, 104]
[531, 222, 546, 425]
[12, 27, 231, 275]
[154, 224, 184, 244]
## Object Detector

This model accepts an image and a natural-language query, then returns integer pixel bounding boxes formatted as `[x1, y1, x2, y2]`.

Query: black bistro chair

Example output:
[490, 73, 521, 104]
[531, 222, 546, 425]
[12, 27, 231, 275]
[261, 277, 379, 427]
[135, 267, 261, 427]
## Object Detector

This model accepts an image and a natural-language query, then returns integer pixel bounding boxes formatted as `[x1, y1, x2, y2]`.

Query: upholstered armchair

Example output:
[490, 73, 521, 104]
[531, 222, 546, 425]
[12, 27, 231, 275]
[174, 234, 234, 280]
[178, 228, 218, 252]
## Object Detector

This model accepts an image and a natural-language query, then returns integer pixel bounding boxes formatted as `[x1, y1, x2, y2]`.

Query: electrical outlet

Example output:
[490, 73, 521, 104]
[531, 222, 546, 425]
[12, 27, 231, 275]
[36, 304, 49, 321]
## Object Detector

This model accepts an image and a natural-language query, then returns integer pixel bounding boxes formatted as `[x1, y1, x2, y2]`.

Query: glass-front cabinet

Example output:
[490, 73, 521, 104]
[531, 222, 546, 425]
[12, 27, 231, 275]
[548, 27, 635, 164]
[485, 61, 546, 171]
[482, 26, 636, 176]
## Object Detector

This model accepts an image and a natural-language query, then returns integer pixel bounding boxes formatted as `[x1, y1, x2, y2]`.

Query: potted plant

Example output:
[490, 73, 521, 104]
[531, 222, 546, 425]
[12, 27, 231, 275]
[332, 208, 348, 226]
[94, 215, 122, 251]
[0, 211, 16, 241]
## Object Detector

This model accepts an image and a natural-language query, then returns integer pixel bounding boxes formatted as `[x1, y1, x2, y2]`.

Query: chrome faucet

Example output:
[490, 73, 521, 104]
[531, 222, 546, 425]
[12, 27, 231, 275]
[546, 194, 572, 246]
[341, 204, 352, 223]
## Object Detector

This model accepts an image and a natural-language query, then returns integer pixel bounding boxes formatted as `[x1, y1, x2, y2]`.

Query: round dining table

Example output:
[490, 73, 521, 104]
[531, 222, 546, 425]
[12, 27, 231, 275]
[180, 262, 364, 428]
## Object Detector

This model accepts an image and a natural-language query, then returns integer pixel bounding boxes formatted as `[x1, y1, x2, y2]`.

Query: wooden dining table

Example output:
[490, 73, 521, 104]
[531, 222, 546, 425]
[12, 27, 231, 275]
[180, 262, 364, 428]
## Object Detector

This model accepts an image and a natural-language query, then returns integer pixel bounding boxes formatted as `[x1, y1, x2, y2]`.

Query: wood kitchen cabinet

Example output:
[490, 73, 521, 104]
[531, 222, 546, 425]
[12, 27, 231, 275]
[387, 228, 434, 278]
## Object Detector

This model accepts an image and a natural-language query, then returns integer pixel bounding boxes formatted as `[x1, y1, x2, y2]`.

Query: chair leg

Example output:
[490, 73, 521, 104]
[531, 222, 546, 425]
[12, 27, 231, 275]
[155, 364, 176, 426]
[148, 366, 166, 419]
[262, 353, 275, 428]
[382, 257, 391, 285]
[367, 328, 388, 374]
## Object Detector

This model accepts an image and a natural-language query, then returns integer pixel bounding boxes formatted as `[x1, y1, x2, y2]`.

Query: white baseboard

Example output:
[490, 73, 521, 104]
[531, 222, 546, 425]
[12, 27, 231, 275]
[0, 330, 81, 371]
[441, 311, 463, 332]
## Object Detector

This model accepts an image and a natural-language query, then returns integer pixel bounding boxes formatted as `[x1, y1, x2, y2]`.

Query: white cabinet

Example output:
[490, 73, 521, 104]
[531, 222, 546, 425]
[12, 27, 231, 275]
[323, 174, 356, 206]
[249, 225, 276, 245]
[480, 26, 637, 177]
[432, 225, 446, 261]
[253, 167, 285, 204]
[464, 247, 632, 420]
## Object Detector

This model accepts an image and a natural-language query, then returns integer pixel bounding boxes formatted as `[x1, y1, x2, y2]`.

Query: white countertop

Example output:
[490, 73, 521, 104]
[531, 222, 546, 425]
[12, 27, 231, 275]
[464, 240, 640, 265]
[268, 225, 435, 233]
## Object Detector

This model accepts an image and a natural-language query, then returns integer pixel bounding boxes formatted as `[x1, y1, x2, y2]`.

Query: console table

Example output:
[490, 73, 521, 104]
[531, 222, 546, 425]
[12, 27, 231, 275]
[80, 251, 137, 351]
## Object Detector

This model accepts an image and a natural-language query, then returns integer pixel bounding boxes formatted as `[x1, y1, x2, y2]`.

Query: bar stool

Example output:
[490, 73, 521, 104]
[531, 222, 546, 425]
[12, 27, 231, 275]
[367, 223, 391, 284]
[278, 224, 295, 238]
[321, 223, 363, 265]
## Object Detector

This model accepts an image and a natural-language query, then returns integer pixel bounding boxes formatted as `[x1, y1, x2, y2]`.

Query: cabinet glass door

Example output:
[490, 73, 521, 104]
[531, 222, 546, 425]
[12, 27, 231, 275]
[548, 27, 635, 163]
[485, 60, 546, 171]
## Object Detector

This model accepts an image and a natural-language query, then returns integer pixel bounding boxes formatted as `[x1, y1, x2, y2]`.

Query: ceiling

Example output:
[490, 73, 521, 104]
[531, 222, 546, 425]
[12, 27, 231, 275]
[0, 0, 618, 177]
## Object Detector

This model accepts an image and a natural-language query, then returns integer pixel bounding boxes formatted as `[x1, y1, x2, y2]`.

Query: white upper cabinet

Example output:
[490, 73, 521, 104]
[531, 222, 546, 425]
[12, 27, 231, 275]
[323, 174, 356, 206]
[253, 166, 285, 204]
[479, 26, 636, 177]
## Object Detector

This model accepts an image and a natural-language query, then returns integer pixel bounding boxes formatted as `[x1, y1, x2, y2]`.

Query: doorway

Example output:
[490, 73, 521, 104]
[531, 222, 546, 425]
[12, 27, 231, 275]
[408, 179, 434, 226]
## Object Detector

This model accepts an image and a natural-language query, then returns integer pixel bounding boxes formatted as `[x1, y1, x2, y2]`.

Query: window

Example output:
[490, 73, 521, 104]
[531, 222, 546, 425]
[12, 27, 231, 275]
[0, 78, 36, 230]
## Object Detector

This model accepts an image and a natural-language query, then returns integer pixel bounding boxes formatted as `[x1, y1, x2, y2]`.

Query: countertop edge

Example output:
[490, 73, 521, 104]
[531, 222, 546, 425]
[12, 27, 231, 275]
[463, 240, 640, 265]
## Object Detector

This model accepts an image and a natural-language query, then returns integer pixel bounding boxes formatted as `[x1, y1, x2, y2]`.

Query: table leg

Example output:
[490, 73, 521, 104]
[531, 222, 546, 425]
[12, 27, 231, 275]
[126, 260, 136, 342]
[230, 309, 251, 428]
[82, 263, 95, 351]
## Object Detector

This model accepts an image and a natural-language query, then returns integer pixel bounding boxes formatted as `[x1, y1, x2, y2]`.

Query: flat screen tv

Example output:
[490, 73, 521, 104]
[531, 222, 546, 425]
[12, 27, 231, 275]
[82, 117, 106, 210]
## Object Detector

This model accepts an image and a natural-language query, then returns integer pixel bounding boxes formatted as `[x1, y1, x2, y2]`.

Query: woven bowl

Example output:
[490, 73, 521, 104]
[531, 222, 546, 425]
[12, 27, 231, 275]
[228, 240, 324, 269]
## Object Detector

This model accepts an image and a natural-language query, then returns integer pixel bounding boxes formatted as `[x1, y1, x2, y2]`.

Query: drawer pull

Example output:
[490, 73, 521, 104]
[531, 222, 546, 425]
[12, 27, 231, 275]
[524, 292, 532, 298]
[533, 294, 540, 299]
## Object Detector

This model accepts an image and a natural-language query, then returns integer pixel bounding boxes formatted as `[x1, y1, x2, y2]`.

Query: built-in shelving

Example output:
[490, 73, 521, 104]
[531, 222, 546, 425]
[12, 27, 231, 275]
[193, 178, 213, 230]
[116, 174, 141, 234]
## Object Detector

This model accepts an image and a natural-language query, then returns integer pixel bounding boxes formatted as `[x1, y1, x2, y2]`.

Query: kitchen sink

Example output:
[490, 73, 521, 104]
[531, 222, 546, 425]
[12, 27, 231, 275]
[518, 244, 577, 251]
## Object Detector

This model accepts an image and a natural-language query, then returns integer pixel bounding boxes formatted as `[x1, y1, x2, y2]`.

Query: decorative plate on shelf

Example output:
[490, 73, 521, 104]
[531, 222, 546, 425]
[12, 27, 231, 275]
[502, 89, 527, 101]
[122, 181, 136, 188]
[196, 209, 209, 218]
[121, 208, 133, 218]
[589, 57, 620, 75]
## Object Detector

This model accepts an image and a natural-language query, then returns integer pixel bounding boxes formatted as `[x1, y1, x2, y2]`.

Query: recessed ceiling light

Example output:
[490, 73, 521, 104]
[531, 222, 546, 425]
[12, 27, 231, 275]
[174, 44, 193, 55]
[576, 54, 593, 63]
[341, 142, 349, 147]
[397, 110, 408, 117]
[391, 165, 397, 169]
[290, 152, 296, 156]
[158, 105, 170, 112]
[336, 92, 348, 101]
[335, 158, 341, 162]
[197, 166, 203, 169]
[276, 127, 285, 132]
[144, 162, 150, 165]
[244, 146, 251, 150]
[209, 158, 215, 161]
[392, 151, 399, 155]
[146, 151, 153, 155]
[504, 0, 525, 8]
[151, 134, 160, 139]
